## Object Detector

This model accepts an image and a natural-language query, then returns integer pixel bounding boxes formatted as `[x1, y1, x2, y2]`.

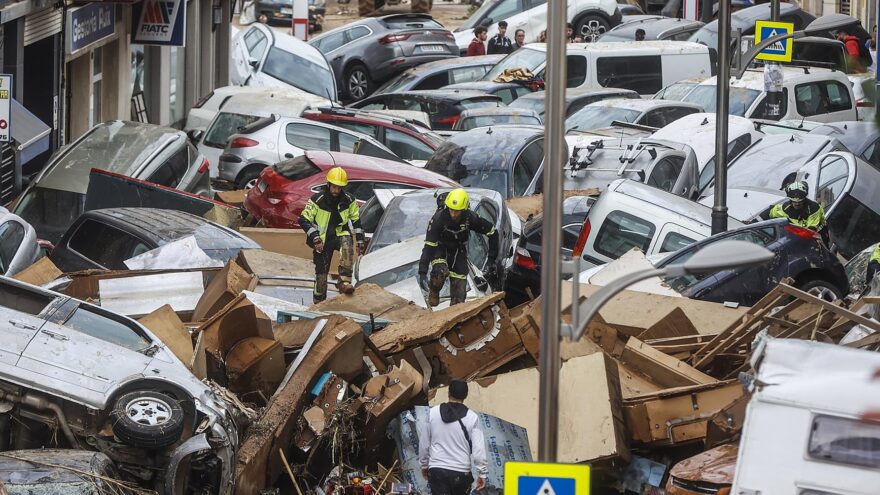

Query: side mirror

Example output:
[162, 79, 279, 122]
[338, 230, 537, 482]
[248, 58, 259, 69]
[187, 129, 204, 142]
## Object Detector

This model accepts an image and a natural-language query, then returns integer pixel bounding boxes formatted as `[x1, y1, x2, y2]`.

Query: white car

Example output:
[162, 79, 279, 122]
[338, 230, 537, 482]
[0, 207, 40, 277]
[453, 0, 621, 53]
[353, 235, 489, 309]
[231, 23, 336, 100]
[565, 98, 703, 133]
[185, 86, 332, 134]
[194, 92, 331, 177]
[682, 67, 859, 123]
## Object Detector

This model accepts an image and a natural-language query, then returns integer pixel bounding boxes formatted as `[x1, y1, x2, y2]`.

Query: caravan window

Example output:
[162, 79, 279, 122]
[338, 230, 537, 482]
[808, 414, 880, 469]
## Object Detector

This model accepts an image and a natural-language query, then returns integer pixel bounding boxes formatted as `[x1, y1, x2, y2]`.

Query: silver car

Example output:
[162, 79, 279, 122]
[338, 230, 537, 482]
[14, 121, 211, 244]
[0, 276, 238, 493]
[217, 115, 402, 189]
[0, 207, 40, 277]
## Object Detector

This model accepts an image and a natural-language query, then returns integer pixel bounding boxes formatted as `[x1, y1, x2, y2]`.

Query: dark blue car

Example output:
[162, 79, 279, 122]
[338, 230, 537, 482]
[659, 217, 849, 305]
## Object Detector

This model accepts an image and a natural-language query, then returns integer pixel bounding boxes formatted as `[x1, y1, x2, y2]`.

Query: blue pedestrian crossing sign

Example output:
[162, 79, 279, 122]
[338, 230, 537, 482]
[505, 462, 590, 495]
[755, 20, 794, 62]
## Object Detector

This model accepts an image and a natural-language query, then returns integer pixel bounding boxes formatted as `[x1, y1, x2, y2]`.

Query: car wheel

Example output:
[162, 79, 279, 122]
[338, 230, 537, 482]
[236, 168, 264, 190]
[345, 64, 374, 102]
[577, 15, 609, 42]
[111, 391, 185, 449]
[797, 279, 843, 302]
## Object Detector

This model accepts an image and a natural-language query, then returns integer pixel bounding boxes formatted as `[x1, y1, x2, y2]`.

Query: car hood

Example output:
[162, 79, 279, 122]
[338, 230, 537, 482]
[699, 187, 783, 222]
[357, 235, 424, 282]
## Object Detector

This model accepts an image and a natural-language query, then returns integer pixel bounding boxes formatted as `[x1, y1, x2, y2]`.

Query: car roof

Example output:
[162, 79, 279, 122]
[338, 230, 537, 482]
[403, 55, 504, 74]
[459, 107, 539, 118]
[584, 98, 702, 112]
[443, 81, 521, 90]
[651, 113, 760, 163]
[220, 92, 329, 116]
[701, 66, 847, 90]
[608, 179, 742, 227]
[84, 208, 256, 247]
[307, 108, 433, 133]
[605, 17, 704, 38]
[525, 40, 710, 54]
[517, 87, 638, 102]
[724, 133, 841, 189]
[37, 121, 183, 194]
[305, 151, 458, 185]
[809, 121, 879, 153]
[427, 125, 543, 172]
[391, 89, 503, 101]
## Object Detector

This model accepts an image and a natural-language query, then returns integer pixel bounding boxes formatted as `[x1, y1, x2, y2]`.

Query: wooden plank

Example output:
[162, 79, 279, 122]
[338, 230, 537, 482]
[843, 332, 880, 349]
[777, 284, 880, 332]
[619, 337, 716, 388]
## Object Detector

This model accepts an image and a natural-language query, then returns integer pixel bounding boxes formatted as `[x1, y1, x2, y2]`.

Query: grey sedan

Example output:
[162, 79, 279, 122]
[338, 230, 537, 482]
[309, 14, 458, 102]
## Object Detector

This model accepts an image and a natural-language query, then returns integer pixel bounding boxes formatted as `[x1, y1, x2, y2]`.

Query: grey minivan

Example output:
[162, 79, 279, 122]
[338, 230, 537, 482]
[14, 121, 211, 244]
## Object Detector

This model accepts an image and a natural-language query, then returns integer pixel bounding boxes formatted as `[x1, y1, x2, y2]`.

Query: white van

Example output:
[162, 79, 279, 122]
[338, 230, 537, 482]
[482, 41, 712, 97]
[194, 92, 329, 177]
[732, 336, 880, 495]
[571, 179, 743, 268]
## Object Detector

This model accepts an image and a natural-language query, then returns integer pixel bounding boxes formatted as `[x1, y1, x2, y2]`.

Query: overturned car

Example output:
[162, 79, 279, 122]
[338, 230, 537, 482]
[0, 276, 238, 493]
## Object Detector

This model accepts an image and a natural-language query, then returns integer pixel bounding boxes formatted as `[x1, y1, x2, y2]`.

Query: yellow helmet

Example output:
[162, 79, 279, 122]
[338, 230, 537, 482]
[326, 167, 348, 186]
[445, 188, 469, 211]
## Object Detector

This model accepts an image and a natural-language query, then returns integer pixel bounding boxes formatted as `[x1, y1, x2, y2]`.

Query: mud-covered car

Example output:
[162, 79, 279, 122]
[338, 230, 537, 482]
[0, 276, 239, 494]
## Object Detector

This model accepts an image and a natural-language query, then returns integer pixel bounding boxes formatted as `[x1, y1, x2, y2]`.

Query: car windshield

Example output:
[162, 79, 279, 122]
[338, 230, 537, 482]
[510, 96, 545, 115]
[376, 73, 419, 94]
[458, 170, 508, 197]
[483, 48, 546, 82]
[459, 114, 541, 130]
[565, 106, 641, 132]
[654, 82, 698, 101]
[458, 0, 505, 30]
[262, 47, 335, 99]
[371, 195, 440, 250]
[15, 187, 85, 244]
[204, 112, 262, 148]
[683, 86, 760, 116]
[687, 23, 719, 49]
[361, 260, 452, 297]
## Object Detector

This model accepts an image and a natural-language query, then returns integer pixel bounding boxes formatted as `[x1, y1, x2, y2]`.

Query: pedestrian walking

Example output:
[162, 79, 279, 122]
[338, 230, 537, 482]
[419, 379, 488, 495]
[769, 180, 829, 244]
[487, 21, 513, 54]
[514, 28, 526, 49]
[467, 26, 488, 56]
[299, 166, 365, 303]
[418, 189, 498, 307]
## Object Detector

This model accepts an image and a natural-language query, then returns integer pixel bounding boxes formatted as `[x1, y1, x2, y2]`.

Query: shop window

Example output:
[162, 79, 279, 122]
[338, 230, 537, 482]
[90, 47, 103, 127]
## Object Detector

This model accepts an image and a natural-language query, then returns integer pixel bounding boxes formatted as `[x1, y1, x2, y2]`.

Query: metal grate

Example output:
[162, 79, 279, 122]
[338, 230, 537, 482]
[24, 8, 62, 46]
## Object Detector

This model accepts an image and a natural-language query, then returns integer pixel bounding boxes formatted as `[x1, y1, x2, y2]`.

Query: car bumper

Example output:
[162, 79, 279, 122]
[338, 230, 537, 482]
[372, 53, 457, 81]
[218, 154, 247, 183]
[244, 189, 304, 229]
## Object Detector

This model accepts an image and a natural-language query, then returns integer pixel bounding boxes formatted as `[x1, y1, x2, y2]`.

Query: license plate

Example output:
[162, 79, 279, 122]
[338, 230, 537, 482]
[257, 181, 267, 192]
[417, 44, 446, 53]
[280, 8, 292, 14]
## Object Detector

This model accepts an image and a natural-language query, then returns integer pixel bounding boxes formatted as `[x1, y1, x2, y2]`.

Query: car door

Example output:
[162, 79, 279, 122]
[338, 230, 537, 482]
[793, 80, 857, 123]
[145, 145, 190, 189]
[313, 30, 348, 84]
[19, 300, 153, 395]
[0, 282, 56, 366]
[234, 27, 270, 85]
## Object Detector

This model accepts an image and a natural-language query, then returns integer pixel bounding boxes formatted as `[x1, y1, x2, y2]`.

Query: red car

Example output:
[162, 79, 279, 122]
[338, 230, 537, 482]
[245, 150, 458, 228]
[303, 108, 444, 162]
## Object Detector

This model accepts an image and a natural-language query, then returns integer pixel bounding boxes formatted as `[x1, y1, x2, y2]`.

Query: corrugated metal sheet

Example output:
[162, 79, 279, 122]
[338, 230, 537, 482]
[0, 143, 15, 204]
[24, 8, 62, 46]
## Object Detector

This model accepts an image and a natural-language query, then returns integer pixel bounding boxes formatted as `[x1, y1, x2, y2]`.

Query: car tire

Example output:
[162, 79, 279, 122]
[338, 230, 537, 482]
[358, 0, 375, 17]
[345, 63, 374, 102]
[797, 279, 843, 302]
[412, 0, 430, 13]
[111, 391, 185, 449]
[576, 14, 609, 42]
[236, 167, 264, 190]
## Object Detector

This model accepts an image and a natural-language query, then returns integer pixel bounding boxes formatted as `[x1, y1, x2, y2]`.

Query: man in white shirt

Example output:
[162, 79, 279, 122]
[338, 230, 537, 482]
[419, 380, 488, 495]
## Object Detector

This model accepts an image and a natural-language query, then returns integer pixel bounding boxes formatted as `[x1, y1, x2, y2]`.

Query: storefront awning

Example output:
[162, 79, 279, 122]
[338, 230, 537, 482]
[12, 99, 50, 165]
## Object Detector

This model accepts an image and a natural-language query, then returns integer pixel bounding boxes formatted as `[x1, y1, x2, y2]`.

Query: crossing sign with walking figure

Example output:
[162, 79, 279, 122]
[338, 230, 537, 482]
[505, 461, 590, 495]
[755, 20, 795, 62]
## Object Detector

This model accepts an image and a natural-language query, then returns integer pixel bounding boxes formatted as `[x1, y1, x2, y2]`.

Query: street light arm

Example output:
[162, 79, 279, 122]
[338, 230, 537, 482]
[734, 30, 807, 79]
[570, 267, 667, 341]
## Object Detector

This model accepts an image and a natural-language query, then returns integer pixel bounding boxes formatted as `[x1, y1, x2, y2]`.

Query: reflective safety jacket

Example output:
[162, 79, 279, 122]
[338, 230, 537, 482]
[300, 189, 364, 244]
[769, 199, 829, 243]
[418, 208, 498, 275]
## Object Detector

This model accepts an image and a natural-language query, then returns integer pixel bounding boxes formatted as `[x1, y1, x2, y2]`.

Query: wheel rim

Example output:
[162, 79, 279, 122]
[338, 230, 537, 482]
[126, 397, 173, 426]
[244, 177, 259, 190]
[807, 286, 837, 302]
[348, 70, 368, 99]
[580, 20, 607, 42]
[258, 14, 268, 23]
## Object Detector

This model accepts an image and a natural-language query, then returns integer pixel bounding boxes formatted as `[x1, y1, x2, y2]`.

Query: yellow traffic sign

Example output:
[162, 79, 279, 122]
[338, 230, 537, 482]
[755, 20, 795, 62]
[504, 461, 590, 495]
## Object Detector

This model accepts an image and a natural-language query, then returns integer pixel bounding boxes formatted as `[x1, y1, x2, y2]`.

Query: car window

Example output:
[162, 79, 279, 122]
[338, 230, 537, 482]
[668, 29, 697, 41]
[337, 131, 360, 153]
[333, 120, 379, 139]
[660, 231, 696, 253]
[148, 146, 189, 188]
[68, 219, 151, 270]
[828, 195, 880, 259]
[386, 129, 434, 160]
[286, 123, 332, 150]
[513, 139, 544, 196]
[275, 155, 323, 180]
[417, 71, 451, 89]
[795, 83, 826, 117]
[261, 47, 336, 99]
[664, 227, 774, 291]
[808, 414, 880, 469]
[346, 182, 376, 202]
[313, 30, 346, 53]
[63, 306, 151, 351]
[461, 98, 501, 110]
[816, 154, 849, 209]
[567, 55, 588, 88]
[594, 210, 655, 259]
[359, 198, 384, 235]
[0, 221, 24, 274]
[204, 112, 261, 148]
[486, 0, 521, 22]
[468, 202, 494, 269]
[496, 89, 515, 105]
[596, 55, 662, 94]
[862, 139, 880, 170]
[562, 223, 581, 251]
[646, 156, 684, 192]
[822, 80, 852, 112]
[701, 134, 755, 190]
[346, 26, 371, 42]
[750, 89, 788, 121]
[244, 27, 268, 59]
[387, 97, 424, 112]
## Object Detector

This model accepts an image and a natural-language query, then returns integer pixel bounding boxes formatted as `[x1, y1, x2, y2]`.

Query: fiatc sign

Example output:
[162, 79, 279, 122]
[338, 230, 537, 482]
[132, 0, 186, 46]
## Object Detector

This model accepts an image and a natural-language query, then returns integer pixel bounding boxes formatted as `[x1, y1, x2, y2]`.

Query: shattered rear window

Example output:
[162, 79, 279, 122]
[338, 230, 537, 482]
[274, 155, 322, 181]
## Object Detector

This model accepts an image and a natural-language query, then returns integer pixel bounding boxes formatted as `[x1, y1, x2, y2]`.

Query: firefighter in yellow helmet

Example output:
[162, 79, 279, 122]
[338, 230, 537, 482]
[299, 167, 365, 302]
[769, 180, 829, 244]
[418, 189, 499, 307]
